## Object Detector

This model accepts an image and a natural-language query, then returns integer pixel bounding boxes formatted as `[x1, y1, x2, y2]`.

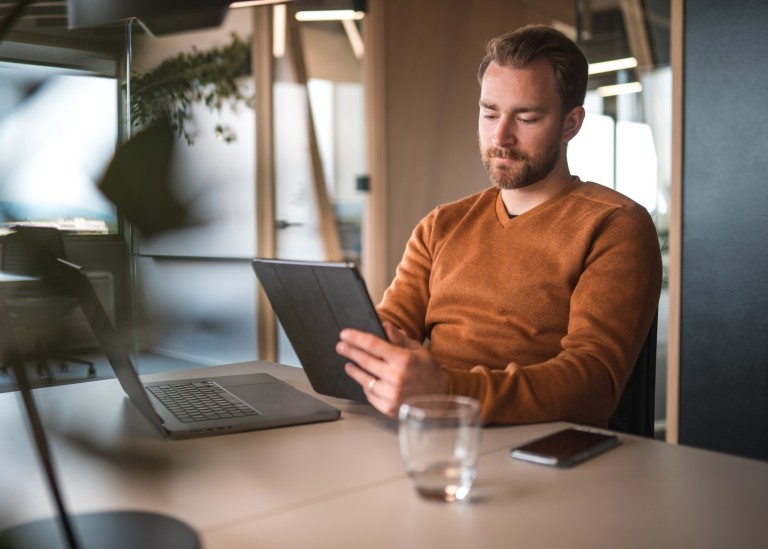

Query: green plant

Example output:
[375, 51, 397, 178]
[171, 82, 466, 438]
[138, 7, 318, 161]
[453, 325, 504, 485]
[130, 33, 253, 144]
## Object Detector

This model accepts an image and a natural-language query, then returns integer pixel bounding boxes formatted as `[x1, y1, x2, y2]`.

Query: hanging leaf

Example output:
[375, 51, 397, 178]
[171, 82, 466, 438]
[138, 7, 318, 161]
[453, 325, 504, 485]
[130, 33, 253, 145]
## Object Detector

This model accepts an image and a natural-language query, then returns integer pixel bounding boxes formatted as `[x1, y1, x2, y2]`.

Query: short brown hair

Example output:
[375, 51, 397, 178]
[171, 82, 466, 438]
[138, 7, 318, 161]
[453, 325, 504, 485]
[478, 24, 588, 113]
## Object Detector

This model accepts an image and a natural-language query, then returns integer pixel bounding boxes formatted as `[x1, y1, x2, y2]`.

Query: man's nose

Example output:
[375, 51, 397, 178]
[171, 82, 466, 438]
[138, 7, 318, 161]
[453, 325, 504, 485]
[493, 117, 516, 148]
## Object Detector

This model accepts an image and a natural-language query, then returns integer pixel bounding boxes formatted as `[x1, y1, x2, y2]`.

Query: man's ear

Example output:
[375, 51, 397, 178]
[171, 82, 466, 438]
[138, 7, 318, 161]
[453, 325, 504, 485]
[562, 106, 585, 143]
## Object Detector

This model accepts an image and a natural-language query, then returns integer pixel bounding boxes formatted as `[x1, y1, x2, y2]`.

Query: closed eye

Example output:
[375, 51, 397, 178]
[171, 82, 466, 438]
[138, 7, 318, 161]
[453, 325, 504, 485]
[519, 116, 539, 124]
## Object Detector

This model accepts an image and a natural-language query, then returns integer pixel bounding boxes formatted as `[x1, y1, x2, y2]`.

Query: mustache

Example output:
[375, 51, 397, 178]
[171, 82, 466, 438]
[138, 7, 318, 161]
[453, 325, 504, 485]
[485, 147, 526, 161]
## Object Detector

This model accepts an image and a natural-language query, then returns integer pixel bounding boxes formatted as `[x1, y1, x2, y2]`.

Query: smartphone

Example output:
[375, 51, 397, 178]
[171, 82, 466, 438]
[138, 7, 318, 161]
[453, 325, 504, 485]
[509, 427, 621, 467]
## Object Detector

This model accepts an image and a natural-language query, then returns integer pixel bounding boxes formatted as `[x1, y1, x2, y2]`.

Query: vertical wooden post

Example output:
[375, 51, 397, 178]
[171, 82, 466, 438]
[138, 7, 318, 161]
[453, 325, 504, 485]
[666, 0, 684, 444]
[253, 6, 277, 362]
[360, 0, 388, 302]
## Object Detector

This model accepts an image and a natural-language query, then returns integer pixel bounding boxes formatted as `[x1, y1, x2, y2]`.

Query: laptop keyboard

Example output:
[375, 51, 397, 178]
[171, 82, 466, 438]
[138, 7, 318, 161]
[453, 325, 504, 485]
[147, 381, 261, 423]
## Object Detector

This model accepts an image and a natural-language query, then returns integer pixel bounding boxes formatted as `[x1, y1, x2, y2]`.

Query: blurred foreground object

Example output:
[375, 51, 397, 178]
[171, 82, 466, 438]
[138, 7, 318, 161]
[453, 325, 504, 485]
[0, 226, 96, 381]
[98, 116, 203, 238]
[67, 0, 233, 36]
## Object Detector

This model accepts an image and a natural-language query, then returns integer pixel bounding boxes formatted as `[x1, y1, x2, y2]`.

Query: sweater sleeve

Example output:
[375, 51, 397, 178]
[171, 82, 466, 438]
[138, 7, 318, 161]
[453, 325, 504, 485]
[376, 209, 437, 343]
[448, 205, 662, 427]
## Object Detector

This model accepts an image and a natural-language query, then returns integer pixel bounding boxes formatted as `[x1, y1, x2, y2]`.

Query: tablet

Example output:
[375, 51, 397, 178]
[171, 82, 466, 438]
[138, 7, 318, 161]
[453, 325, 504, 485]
[251, 258, 387, 402]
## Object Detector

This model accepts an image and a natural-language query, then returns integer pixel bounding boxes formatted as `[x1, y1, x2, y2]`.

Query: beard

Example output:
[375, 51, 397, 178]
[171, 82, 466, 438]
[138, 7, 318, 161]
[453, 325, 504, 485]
[480, 139, 562, 190]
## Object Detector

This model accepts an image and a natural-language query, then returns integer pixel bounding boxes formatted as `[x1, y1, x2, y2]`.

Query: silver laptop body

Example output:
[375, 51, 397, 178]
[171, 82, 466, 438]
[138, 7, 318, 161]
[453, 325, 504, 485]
[58, 260, 340, 440]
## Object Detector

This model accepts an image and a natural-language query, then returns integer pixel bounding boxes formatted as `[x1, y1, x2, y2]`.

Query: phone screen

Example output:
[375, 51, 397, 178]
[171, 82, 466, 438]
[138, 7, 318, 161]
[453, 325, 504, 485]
[509, 428, 620, 467]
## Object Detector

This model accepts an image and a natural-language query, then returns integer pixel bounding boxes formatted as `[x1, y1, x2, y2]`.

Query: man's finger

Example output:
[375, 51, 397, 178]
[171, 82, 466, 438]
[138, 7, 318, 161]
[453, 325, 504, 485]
[344, 362, 397, 416]
[339, 328, 395, 359]
[336, 341, 380, 375]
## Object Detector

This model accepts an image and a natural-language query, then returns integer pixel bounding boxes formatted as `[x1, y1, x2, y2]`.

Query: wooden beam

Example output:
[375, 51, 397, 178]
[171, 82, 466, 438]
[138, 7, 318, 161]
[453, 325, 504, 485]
[360, 0, 388, 302]
[619, 0, 655, 68]
[665, 0, 683, 444]
[253, 6, 277, 362]
[286, 9, 343, 262]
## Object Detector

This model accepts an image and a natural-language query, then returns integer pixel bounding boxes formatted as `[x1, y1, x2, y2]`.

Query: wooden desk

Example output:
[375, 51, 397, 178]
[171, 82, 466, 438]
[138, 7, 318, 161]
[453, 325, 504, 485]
[1, 361, 767, 548]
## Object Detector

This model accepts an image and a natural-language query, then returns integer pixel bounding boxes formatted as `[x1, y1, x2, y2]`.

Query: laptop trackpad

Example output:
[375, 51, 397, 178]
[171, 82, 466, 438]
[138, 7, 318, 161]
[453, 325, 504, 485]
[217, 373, 338, 416]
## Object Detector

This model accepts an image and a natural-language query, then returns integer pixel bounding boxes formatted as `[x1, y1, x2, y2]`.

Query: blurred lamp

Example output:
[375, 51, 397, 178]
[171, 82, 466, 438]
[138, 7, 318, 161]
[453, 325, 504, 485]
[66, 0, 292, 36]
[67, 0, 365, 36]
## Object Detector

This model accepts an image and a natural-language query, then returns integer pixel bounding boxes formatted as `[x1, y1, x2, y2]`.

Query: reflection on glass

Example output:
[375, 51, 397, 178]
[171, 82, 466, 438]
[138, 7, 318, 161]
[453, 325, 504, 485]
[574, 0, 671, 432]
[274, 78, 365, 264]
[0, 63, 118, 235]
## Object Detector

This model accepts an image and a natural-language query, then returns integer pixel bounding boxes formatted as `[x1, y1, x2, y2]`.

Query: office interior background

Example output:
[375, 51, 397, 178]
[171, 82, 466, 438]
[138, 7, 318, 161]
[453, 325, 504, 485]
[0, 0, 765, 462]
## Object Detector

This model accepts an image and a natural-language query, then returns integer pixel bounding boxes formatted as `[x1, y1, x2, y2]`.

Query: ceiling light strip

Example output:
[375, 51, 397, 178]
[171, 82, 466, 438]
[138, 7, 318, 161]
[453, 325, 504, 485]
[230, 0, 291, 8]
[596, 81, 643, 97]
[295, 10, 364, 21]
[588, 57, 638, 75]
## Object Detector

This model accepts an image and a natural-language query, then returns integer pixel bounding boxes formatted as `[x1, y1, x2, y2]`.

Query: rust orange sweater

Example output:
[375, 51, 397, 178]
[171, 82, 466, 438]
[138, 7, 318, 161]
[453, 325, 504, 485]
[377, 180, 662, 427]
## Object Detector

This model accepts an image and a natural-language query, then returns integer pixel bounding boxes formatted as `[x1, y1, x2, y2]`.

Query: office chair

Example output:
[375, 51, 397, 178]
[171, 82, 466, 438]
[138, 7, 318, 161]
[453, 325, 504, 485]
[608, 311, 659, 438]
[0, 226, 95, 381]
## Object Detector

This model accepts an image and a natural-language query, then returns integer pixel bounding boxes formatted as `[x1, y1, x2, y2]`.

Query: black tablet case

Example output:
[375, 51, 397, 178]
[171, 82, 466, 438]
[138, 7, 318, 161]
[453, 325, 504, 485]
[252, 258, 387, 402]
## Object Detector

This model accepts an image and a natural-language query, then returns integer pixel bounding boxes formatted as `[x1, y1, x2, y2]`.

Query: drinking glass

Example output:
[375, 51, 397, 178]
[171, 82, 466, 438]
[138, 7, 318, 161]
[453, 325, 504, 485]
[398, 395, 481, 502]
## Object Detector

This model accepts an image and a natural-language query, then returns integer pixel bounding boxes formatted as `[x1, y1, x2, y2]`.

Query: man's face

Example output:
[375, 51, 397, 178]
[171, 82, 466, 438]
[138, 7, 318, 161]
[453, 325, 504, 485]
[478, 59, 572, 190]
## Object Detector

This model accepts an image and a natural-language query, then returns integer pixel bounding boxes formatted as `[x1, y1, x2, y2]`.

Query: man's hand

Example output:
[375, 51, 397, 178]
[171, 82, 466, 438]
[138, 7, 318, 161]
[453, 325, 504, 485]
[336, 322, 449, 417]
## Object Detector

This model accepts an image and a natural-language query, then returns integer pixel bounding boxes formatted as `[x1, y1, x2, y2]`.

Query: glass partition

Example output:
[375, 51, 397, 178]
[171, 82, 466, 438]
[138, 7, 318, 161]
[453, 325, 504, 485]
[126, 9, 365, 367]
[572, 0, 671, 434]
[0, 60, 119, 235]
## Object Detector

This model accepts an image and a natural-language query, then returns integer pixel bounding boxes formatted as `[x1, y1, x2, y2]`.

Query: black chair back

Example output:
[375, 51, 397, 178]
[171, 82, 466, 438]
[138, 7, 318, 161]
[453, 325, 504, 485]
[1, 226, 70, 295]
[608, 311, 659, 437]
[1, 226, 67, 273]
[0, 226, 96, 379]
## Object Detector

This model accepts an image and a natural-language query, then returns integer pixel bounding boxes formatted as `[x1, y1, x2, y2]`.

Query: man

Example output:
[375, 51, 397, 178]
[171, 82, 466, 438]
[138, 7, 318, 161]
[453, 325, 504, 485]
[336, 25, 662, 427]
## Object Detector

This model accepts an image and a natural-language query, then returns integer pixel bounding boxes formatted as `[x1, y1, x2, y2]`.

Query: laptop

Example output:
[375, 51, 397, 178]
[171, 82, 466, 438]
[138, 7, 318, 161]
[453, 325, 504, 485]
[251, 258, 387, 402]
[56, 259, 340, 440]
